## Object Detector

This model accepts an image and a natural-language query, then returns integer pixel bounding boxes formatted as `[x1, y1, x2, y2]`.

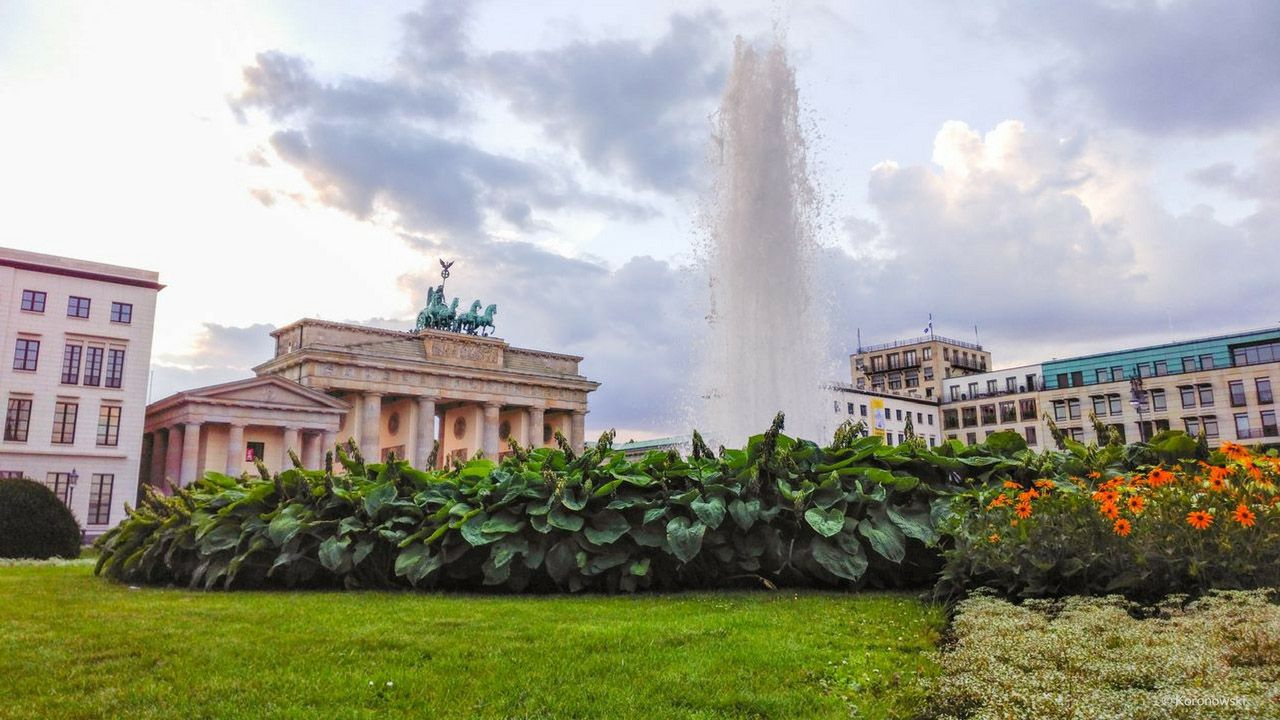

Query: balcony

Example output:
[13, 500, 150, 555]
[858, 334, 983, 354]
[948, 356, 988, 372]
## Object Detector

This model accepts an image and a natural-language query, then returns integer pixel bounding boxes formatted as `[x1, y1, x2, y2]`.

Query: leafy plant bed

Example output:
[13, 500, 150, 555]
[919, 589, 1280, 719]
[0, 563, 944, 720]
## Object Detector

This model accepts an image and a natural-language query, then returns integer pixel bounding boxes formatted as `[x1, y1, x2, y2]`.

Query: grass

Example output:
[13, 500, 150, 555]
[0, 563, 944, 719]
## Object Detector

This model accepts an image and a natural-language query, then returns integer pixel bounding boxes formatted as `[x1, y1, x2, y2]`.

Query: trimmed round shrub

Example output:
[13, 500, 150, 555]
[0, 478, 82, 559]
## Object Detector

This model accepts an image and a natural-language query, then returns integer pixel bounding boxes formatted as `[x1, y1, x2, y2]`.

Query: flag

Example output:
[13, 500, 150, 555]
[923, 325, 931, 334]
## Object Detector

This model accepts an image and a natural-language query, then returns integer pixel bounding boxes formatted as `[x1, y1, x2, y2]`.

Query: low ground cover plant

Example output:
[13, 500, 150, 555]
[938, 437, 1280, 601]
[919, 589, 1280, 719]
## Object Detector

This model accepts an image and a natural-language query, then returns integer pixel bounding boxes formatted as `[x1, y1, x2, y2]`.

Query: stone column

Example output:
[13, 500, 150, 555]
[360, 392, 383, 461]
[321, 430, 337, 464]
[163, 426, 183, 491]
[302, 431, 322, 470]
[414, 396, 437, 469]
[180, 421, 202, 487]
[150, 431, 168, 488]
[570, 411, 586, 454]
[482, 402, 501, 458]
[225, 423, 245, 475]
[282, 427, 300, 463]
[527, 406, 545, 448]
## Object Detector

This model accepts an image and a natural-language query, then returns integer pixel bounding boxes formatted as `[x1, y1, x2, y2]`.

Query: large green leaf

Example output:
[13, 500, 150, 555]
[857, 507, 906, 563]
[547, 505, 584, 532]
[665, 517, 706, 563]
[690, 495, 726, 529]
[728, 498, 761, 531]
[804, 507, 845, 538]
[394, 543, 441, 585]
[810, 536, 867, 582]
[583, 510, 630, 545]
[545, 540, 577, 584]
[362, 482, 397, 517]
[886, 500, 938, 546]
[267, 505, 307, 546]
[318, 536, 351, 573]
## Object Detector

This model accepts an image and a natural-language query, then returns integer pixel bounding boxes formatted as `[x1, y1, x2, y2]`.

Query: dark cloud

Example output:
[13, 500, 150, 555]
[479, 12, 727, 191]
[1004, 0, 1280, 134]
[1190, 134, 1280, 201]
[150, 323, 278, 402]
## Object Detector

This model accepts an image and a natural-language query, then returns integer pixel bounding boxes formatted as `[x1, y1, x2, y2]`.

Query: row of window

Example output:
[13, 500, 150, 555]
[949, 426, 1040, 446]
[943, 399, 1038, 429]
[838, 402, 937, 427]
[4, 398, 122, 446]
[12, 339, 126, 388]
[1051, 347, 1280, 390]
[1227, 378, 1273, 406]
[20, 290, 133, 323]
[1234, 410, 1279, 439]
[949, 374, 1041, 401]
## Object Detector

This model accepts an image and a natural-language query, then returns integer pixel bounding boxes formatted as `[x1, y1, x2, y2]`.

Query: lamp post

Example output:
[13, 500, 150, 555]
[67, 467, 79, 506]
[1129, 376, 1149, 442]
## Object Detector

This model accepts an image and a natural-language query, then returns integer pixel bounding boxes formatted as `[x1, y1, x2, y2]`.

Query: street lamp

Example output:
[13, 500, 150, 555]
[67, 468, 79, 505]
[1129, 376, 1149, 442]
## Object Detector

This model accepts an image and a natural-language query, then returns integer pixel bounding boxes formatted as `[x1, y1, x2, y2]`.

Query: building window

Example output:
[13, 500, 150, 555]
[1136, 363, 1151, 378]
[943, 409, 958, 429]
[246, 441, 266, 462]
[1180, 386, 1196, 408]
[870, 356, 884, 372]
[1006, 377, 1017, 392]
[96, 405, 122, 446]
[968, 382, 978, 397]
[1068, 427, 1085, 441]
[1019, 398, 1037, 420]
[927, 414, 934, 425]
[51, 401, 78, 444]
[1096, 368, 1111, 383]
[1200, 355, 1215, 370]
[884, 434, 893, 447]
[1153, 361, 1168, 376]
[83, 347, 104, 386]
[999, 401, 1016, 423]
[20, 289, 46, 313]
[1109, 424, 1127, 443]
[1108, 394, 1122, 415]
[961, 407, 977, 427]
[897, 433, 904, 444]
[1257, 378, 1273, 404]
[1053, 400, 1066, 422]
[846, 402, 855, 415]
[903, 350, 917, 366]
[923, 366, 934, 381]
[859, 404, 867, 417]
[949, 387, 959, 402]
[965, 431, 977, 445]
[888, 353, 901, 369]
[1150, 389, 1167, 411]
[905, 375, 919, 388]
[0, 470, 24, 479]
[1197, 384, 1214, 407]
[1262, 410, 1278, 436]
[44, 472, 73, 503]
[1232, 342, 1279, 367]
[1067, 398, 1081, 420]
[1092, 396, 1108, 416]
[888, 377, 902, 390]
[61, 344, 82, 385]
[1182, 357, 1197, 373]
[1184, 417, 1201, 436]
[110, 302, 133, 324]
[922, 347, 932, 361]
[67, 296, 91, 318]
[1024, 427, 1037, 445]
[895, 409, 903, 421]
[4, 398, 32, 442]
[1027, 374, 1038, 391]
[987, 379, 998, 394]
[13, 338, 39, 371]
[105, 348, 125, 388]
[1235, 413, 1251, 438]
[1202, 416, 1219, 439]
[980, 404, 997, 425]
[88, 474, 114, 525]
[1229, 380, 1246, 407]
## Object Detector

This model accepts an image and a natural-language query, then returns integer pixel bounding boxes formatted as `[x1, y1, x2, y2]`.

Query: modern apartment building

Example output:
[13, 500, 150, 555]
[851, 334, 991, 400]
[829, 383, 942, 448]
[939, 363, 1046, 448]
[0, 247, 161, 537]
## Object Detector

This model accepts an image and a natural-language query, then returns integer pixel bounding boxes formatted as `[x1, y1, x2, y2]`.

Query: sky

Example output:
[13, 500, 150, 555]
[1, 0, 1277, 441]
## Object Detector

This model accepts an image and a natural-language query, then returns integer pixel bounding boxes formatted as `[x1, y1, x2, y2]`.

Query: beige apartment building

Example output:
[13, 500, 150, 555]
[939, 363, 1047, 448]
[0, 247, 161, 536]
[851, 334, 991, 400]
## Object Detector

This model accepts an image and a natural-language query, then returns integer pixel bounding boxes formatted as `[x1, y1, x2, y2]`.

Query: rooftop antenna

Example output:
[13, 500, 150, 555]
[856, 327, 862, 353]
[974, 323, 981, 347]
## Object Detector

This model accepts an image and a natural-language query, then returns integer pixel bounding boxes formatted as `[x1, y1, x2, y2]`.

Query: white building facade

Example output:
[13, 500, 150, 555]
[829, 383, 942, 448]
[0, 247, 161, 537]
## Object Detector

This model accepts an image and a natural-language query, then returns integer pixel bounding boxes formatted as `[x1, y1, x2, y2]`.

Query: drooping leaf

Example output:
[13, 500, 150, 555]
[810, 536, 867, 582]
[583, 510, 630, 545]
[804, 507, 846, 538]
[690, 495, 726, 529]
[665, 517, 706, 563]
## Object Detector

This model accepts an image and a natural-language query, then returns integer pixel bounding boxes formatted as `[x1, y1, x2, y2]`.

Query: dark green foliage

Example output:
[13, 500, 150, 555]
[0, 478, 81, 559]
[97, 417, 1025, 593]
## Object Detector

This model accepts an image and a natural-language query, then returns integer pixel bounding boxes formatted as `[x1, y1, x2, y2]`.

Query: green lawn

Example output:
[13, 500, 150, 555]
[0, 562, 943, 719]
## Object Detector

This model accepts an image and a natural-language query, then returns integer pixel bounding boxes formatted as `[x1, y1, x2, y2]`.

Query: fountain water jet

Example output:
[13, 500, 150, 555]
[695, 38, 832, 446]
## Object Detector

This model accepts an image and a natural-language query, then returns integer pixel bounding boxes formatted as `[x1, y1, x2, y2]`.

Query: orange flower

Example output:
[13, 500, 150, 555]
[1147, 468, 1175, 487]
[1248, 466, 1263, 483]
[1113, 518, 1132, 537]
[1015, 501, 1032, 519]
[987, 494, 1011, 510]
[1186, 510, 1214, 530]
[1126, 495, 1146, 515]
[1087, 471, 1102, 479]
[1003, 480, 1020, 490]
[1232, 504, 1257, 528]
[1101, 477, 1123, 490]
[1018, 489, 1039, 503]
[1034, 479, 1055, 490]
[1099, 500, 1120, 520]
[1220, 441, 1250, 462]
[987, 533, 1001, 544]
[1092, 489, 1120, 505]
[1208, 474, 1228, 492]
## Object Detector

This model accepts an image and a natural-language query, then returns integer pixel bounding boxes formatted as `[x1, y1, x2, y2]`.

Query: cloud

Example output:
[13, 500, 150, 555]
[150, 323, 278, 402]
[478, 12, 727, 191]
[830, 120, 1279, 363]
[1004, 0, 1280, 134]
